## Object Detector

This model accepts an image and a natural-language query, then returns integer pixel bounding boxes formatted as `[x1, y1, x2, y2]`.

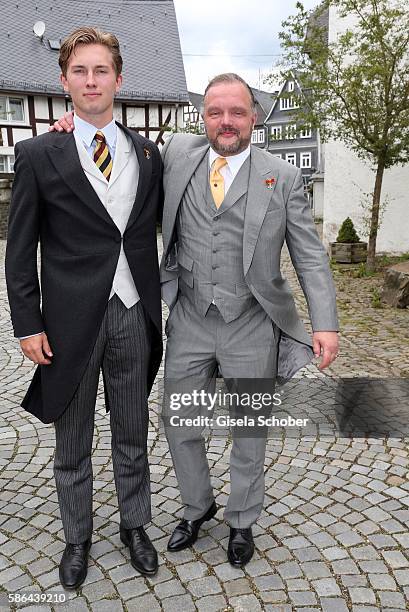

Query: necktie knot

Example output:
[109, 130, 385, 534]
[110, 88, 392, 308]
[212, 157, 228, 173]
[94, 130, 106, 143]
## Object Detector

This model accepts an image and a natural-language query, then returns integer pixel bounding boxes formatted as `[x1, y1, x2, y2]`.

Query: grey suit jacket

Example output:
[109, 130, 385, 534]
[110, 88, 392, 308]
[160, 133, 338, 379]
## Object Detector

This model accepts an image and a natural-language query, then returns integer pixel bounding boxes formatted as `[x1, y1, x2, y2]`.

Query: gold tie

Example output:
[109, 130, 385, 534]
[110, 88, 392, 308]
[210, 157, 228, 208]
[93, 131, 113, 181]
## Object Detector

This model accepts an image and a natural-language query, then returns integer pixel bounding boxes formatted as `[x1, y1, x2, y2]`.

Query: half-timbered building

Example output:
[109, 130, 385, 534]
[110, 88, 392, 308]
[0, 0, 188, 174]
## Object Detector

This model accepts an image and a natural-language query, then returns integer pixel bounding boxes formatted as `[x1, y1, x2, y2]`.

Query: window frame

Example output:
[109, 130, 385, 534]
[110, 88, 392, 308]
[285, 153, 297, 166]
[300, 151, 312, 168]
[0, 95, 29, 125]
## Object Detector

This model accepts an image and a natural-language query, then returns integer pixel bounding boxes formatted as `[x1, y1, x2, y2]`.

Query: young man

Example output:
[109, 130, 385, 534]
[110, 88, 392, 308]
[5, 28, 163, 587]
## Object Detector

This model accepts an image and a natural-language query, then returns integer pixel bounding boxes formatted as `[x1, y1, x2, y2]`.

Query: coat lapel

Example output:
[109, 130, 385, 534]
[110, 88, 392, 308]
[163, 143, 209, 253]
[109, 126, 131, 188]
[243, 146, 280, 276]
[122, 125, 153, 231]
[45, 134, 114, 227]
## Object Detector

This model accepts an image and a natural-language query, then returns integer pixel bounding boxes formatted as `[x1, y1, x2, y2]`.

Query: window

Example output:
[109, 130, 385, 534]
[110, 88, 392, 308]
[0, 95, 26, 123]
[258, 129, 265, 144]
[270, 125, 282, 140]
[286, 153, 297, 166]
[288, 81, 295, 92]
[279, 97, 299, 111]
[300, 152, 312, 168]
[251, 130, 258, 144]
[300, 125, 312, 138]
[285, 124, 297, 140]
[273, 153, 282, 159]
[0, 155, 15, 173]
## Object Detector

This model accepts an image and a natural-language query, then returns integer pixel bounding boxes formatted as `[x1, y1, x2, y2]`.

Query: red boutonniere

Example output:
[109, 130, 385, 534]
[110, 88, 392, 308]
[265, 177, 276, 189]
[143, 147, 151, 159]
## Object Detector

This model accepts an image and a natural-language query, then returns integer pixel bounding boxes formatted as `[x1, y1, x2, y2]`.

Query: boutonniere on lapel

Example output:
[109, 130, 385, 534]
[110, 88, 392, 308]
[143, 147, 151, 160]
[265, 177, 276, 189]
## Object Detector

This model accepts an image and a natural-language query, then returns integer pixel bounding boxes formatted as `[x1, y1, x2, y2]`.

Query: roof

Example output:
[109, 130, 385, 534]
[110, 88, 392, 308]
[0, 0, 188, 102]
[188, 87, 276, 125]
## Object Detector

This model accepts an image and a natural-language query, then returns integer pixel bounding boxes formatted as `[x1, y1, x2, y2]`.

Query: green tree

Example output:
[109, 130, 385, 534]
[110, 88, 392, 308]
[276, 0, 409, 271]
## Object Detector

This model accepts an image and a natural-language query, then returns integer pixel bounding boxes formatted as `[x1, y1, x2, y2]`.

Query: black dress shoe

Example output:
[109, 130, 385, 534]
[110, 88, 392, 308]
[59, 539, 92, 589]
[227, 527, 254, 567]
[167, 501, 218, 552]
[120, 526, 158, 576]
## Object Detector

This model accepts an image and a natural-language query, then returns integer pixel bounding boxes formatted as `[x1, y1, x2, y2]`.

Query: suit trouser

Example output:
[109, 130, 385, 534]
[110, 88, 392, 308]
[54, 295, 151, 544]
[164, 294, 277, 529]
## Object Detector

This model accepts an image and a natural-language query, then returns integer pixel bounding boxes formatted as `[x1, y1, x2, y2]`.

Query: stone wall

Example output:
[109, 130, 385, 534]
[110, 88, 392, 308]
[0, 176, 13, 239]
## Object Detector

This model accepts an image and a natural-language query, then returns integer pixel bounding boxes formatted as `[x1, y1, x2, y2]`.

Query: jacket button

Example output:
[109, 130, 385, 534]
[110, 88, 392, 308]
[115, 236, 121, 243]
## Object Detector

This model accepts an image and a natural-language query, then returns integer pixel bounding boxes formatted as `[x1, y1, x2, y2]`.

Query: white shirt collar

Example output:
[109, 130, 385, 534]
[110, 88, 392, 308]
[73, 113, 117, 150]
[209, 145, 251, 176]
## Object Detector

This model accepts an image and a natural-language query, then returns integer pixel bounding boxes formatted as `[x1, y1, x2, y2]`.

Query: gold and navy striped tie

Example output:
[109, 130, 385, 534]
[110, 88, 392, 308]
[93, 130, 112, 181]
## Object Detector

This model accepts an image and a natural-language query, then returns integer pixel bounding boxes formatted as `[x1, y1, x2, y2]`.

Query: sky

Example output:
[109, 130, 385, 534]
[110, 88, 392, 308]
[173, 0, 321, 94]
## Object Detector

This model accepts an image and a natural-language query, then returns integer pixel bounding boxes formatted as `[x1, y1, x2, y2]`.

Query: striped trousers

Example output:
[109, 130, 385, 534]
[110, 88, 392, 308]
[53, 295, 151, 544]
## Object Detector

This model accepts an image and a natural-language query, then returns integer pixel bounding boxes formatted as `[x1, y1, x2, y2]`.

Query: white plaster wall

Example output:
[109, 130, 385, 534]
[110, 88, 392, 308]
[12, 128, 33, 143]
[34, 96, 49, 120]
[322, 5, 409, 254]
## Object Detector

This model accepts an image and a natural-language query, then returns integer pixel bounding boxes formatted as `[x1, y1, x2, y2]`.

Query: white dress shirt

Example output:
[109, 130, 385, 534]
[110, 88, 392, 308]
[208, 145, 251, 194]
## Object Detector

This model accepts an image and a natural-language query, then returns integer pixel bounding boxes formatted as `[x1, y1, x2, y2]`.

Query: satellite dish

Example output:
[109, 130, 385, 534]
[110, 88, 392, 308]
[33, 21, 46, 39]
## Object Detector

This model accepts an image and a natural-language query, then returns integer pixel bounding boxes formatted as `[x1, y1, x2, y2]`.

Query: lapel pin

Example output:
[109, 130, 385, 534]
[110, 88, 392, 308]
[143, 147, 151, 160]
[265, 177, 276, 189]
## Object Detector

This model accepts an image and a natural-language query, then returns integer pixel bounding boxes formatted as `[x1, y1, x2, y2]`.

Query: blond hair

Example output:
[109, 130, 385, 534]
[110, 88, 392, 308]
[59, 27, 122, 76]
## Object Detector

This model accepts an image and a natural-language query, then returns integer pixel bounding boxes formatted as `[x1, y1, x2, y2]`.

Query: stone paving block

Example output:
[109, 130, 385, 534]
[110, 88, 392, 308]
[381, 550, 409, 568]
[320, 597, 349, 612]
[159, 595, 196, 612]
[116, 577, 149, 600]
[229, 594, 262, 611]
[224, 577, 253, 596]
[196, 594, 228, 612]
[348, 587, 376, 604]
[90, 599, 123, 612]
[81, 578, 117, 603]
[312, 577, 342, 597]
[378, 590, 407, 608]
[245, 559, 272, 577]
[253, 574, 284, 591]
[213, 562, 244, 581]
[301, 561, 331, 579]
[154, 579, 186, 599]
[176, 561, 208, 582]
[188, 576, 222, 597]
[276, 561, 303, 579]
[341, 575, 368, 587]
[289, 590, 317, 605]
[127, 592, 161, 612]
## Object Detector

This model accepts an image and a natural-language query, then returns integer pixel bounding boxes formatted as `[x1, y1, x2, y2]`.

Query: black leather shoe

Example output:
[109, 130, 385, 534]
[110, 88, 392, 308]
[120, 526, 158, 576]
[227, 528, 254, 567]
[59, 539, 91, 589]
[167, 501, 218, 552]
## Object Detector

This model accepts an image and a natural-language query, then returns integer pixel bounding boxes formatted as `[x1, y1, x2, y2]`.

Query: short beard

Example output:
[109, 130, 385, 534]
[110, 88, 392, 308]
[206, 127, 250, 156]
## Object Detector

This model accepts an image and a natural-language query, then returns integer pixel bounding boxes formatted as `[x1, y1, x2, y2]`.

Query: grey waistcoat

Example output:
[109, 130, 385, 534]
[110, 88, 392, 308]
[176, 153, 258, 323]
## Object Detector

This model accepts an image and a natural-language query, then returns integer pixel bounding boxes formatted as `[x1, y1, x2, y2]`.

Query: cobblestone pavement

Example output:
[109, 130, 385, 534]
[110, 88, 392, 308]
[0, 237, 408, 612]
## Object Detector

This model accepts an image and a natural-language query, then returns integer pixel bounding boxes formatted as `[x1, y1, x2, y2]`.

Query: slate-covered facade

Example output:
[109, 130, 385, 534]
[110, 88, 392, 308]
[265, 76, 319, 186]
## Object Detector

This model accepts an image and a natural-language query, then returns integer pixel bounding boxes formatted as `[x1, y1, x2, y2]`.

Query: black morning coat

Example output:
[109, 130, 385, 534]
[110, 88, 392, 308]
[5, 124, 163, 424]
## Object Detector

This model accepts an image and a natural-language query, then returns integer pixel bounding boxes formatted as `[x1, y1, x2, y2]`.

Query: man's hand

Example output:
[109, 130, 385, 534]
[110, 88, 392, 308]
[48, 111, 75, 133]
[20, 333, 53, 365]
[312, 331, 339, 370]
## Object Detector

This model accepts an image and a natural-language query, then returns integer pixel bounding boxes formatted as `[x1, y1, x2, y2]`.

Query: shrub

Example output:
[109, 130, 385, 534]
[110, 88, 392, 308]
[336, 217, 360, 243]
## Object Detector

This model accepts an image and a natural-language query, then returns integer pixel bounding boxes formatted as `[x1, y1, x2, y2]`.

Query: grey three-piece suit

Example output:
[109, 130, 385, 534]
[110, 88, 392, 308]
[160, 133, 338, 528]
